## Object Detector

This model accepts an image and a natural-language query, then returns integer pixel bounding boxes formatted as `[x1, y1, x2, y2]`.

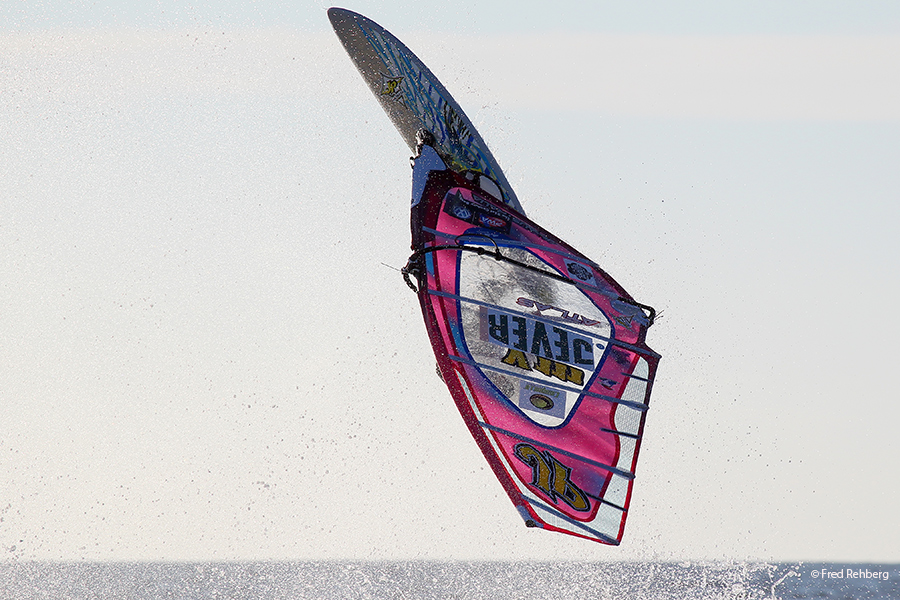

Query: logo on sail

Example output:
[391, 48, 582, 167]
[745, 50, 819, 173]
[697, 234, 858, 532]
[481, 308, 595, 369]
[514, 444, 590, 512]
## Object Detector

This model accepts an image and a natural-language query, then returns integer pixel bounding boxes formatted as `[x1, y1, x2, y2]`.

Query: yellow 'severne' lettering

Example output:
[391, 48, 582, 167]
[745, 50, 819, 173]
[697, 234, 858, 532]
[501, 349, 532, 371]
[502, 350, 584, 385]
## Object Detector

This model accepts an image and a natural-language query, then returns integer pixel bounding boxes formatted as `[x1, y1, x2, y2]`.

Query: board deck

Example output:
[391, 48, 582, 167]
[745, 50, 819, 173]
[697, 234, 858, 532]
[328, 7, 524, 214]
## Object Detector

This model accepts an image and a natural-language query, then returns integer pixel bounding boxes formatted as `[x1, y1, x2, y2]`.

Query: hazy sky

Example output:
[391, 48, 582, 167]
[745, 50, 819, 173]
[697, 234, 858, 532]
[5, 0, 900, 33]
[2, 2, 898, 562]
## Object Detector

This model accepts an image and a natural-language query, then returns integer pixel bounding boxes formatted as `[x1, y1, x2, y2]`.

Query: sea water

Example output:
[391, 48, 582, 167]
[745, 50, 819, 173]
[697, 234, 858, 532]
[0, 561, 897, 599]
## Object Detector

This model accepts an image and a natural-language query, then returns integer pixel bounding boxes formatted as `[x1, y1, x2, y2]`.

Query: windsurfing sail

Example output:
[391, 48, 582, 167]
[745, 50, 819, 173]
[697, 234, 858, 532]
[402, 169, 659, 544]
[327, 7, 524, 214]
[329, 7, 659, 545]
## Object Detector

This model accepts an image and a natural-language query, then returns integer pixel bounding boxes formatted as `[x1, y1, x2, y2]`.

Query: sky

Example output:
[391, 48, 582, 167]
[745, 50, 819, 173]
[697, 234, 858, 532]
[1, 1, 899, 563]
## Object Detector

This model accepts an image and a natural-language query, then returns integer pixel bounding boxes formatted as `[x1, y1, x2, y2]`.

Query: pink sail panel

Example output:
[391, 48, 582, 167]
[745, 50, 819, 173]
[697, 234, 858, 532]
[408, 171, 659, 544]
